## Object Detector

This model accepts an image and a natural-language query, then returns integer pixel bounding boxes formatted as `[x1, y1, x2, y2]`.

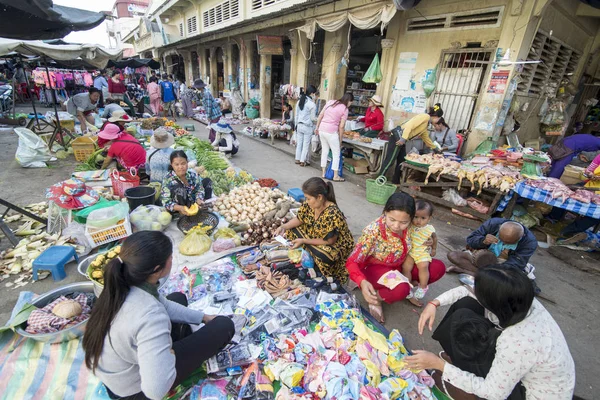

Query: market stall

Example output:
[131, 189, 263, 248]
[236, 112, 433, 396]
[342, 132, 388, 173]
[250, 118, 292, 145]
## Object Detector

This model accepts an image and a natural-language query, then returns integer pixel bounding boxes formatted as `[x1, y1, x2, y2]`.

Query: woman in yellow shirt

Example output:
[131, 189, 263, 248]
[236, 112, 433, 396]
[380, 104, 444, 184]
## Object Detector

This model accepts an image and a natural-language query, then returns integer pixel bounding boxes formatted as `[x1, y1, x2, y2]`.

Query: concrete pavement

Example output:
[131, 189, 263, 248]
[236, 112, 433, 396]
[0, 115, 597, 398]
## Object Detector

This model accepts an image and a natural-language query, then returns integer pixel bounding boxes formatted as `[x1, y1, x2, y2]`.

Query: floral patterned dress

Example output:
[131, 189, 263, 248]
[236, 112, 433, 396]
[286, 203, 354, 282]
[160, 170, 204, 212]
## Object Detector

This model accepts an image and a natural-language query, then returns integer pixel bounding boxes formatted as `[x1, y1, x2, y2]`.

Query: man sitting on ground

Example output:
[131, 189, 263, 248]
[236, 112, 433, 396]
[447, 218, 540, 293]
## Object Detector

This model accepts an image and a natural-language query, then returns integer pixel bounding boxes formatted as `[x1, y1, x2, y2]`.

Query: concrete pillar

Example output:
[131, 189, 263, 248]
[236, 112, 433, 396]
[197, 46, 206, 82]
[259, 54, 272, 119]
[320, 27, 349, 101]
[181, 51, 192, 85]
[209, 47, 218, 96]
[223, 44, 233, 91]
[465, 0, 543, 153]
[378, 37, 397, 118]
[243, 39, 255, 102]
[288, 32, 309, 88]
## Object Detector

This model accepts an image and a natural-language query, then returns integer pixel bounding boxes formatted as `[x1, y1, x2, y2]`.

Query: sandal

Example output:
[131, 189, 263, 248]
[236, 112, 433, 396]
[299, 162, 306, 167]
[295, 160, 301, 164]
[333, 177, 345, 182]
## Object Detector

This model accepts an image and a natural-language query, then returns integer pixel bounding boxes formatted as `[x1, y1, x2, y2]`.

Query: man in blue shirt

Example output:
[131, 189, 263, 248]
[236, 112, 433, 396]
[160, 74, 177, 118]
[193, 79, 222, 142]
[93, 70, 109, 107]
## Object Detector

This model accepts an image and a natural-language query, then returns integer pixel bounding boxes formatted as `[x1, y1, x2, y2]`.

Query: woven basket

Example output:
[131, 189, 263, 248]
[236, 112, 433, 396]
[366, 176, 396, 205]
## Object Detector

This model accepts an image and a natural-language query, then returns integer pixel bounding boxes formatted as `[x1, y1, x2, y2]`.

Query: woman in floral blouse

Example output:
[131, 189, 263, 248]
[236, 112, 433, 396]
[346, 193, 446, 322]
[160, 151, 212, 215]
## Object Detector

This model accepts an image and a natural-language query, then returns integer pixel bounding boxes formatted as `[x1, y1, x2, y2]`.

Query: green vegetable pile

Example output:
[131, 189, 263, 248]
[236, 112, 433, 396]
[175, 136, 229, 171]
[75, 148, 105, 172]
[204, 168, 254, 196]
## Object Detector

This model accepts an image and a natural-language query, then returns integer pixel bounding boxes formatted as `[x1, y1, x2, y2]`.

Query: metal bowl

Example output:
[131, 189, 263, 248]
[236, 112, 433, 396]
[15, 282, 95, 344]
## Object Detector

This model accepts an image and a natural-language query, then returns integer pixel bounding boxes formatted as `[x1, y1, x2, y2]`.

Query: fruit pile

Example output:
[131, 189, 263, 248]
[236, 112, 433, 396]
[88, 245, 122, 285]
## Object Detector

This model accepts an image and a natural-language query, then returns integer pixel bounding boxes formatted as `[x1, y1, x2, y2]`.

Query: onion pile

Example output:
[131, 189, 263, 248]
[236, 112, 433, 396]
[241, 218, 287, 246]
[215, 182, 294, 224]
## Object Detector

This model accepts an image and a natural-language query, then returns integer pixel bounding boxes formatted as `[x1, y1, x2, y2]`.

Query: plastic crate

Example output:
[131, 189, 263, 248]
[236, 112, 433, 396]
[287, 188, 305, 202]
[85, 216, 132, 248]
[71, 136, 97, 162]
[60, 119, 75, 132]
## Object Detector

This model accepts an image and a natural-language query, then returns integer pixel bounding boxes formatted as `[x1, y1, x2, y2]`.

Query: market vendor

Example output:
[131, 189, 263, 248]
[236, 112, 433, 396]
[161, 150, 213, 215]
[99, 124, 146, 171]
[446, 218, 540, 293]
[82, 231, 234, 400]
[108, 71, 136, 117]
[65, 87, 101, 130]
[380, 104, 444, 184]
[194, 79, 222, 143]
[430, 117, 459, 153]
[101, 98, 125, 119]
[210, 122, 240, 157]
[346, 193, 446, 323]
[274, 177, 354, 283]
[407, 265, 575, 400]
[548, 133, 600, 178]
[97, 110, 134, 148]
[356, 95, 384, 138]
[146, 128, 175, 184]
[281, 102, 293, 126]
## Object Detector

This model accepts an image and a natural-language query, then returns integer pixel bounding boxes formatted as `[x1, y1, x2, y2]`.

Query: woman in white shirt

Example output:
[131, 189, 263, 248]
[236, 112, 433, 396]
[294, 85, 317, 166]
[210, 122, 240, 157]
[406, 265, 575, 400]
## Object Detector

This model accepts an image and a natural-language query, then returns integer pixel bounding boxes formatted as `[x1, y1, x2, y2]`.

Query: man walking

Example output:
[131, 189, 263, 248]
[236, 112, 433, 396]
[193, 79, 222, 142]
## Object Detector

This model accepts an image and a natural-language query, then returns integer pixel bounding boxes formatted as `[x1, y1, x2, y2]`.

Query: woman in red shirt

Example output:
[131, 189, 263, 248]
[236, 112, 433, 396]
[99, 124, 146, 170]
[108, 71, 136, 117]
[357, 95, 384, 138]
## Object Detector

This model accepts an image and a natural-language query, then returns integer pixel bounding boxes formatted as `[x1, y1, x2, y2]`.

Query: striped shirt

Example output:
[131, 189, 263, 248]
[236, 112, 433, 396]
[202, 90, 222, 121]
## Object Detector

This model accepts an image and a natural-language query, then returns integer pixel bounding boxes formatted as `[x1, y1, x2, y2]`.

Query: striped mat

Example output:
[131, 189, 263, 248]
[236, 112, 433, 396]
[0, 291, 100, 400]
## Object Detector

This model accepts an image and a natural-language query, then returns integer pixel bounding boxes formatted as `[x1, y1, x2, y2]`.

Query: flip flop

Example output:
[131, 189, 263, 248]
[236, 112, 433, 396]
[295, 160, 301, 164]
[333, 177, 345, 182]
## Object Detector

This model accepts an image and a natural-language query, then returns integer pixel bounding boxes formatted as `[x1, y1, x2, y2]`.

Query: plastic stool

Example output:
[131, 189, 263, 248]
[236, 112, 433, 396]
[32, 246, 79, 281]
[287, 188, 305, 202]
[91, 382, 111, 400]
[184, 124, 195, 131]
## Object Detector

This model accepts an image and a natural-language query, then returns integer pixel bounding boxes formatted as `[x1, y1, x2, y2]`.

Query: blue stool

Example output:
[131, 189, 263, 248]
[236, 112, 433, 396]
[91, 382, 111, 400]
[32, 246, 79, 281]
[287, 188, 305, 202]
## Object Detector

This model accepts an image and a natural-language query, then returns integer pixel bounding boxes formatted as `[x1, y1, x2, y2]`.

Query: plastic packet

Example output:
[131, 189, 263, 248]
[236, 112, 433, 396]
[442, 188, 467, 207]
[190, 379, 230, 400]
[207, 343, 255, 373]
[86, 203, 129, 230]
[213, 238, 237, 252]
[378, 377, 408, 399]
[300, 249, 314, 269]
[214, 227, 242, 246]
[179, 225, 212, 256]
[279, 362, 304, 388]
[130, 204, 172, 231]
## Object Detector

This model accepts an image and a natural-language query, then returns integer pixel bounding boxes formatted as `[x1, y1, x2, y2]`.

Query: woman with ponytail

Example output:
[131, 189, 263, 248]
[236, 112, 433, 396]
[294, 85, 318, 166]
[274, 177, 354, 282]
[82, 231, 234, 400]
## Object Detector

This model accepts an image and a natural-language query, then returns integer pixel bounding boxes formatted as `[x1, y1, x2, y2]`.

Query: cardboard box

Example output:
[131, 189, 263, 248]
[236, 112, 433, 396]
[560, 165, 585, 185]
[344, 158, 369, 174]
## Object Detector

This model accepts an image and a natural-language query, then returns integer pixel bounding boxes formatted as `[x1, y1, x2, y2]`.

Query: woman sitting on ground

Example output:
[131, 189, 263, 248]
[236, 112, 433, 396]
[82, 231, 234, 400]
[99, 123, 146, 171]
[160, 150, 212, 216]
[275, 177, 354, 283]
[406, 265, 575, 400]
[210, 122, 240, 158]
[346, 193, 446, 323]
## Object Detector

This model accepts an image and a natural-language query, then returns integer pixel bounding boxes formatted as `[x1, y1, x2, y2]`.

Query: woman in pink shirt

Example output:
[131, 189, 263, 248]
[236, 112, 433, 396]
[315, 93, 354, 182]
[147, 76, 161, 115]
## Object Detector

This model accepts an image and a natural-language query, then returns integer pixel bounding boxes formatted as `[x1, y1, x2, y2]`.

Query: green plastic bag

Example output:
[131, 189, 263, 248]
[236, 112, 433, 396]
[245, 98, 260, 120]
[422, 65, 437, 98]
[363, 54, 382, 84]
[73, 199, 120, 224]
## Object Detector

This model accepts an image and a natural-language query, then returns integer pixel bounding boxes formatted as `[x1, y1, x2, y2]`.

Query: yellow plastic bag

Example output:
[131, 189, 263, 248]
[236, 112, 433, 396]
[179, 225, 212, 256]
[214, 227, 241, 246]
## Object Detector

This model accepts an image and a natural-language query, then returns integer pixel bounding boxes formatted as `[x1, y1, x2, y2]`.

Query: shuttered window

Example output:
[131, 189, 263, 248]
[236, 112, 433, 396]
[407, 7, 503, 32]
[203, 0, 239, 28]
[252, 0, 282, 11]
[187, 16, 198, 35]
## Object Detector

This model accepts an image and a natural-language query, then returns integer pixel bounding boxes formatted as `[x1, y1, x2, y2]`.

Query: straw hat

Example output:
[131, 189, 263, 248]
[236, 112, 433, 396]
[208, 122, 233, 134]
[98, 124, 123, 141]
[108, 110, 133, 123]
[150, 127, 175, 149]
[45, 178, 100, 210]
[369, 95, 383, 107]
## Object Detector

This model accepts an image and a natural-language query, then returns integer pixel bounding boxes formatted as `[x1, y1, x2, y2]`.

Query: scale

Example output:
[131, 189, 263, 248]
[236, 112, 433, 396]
[521, 154, 548, 178]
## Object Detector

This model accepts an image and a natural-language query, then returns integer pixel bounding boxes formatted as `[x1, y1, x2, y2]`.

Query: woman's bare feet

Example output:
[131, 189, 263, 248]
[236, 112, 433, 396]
[408, 297, 423, 307]
[369, 303, 385, 323]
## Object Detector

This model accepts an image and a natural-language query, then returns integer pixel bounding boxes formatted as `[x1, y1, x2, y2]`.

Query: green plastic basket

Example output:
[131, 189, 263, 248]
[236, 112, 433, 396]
[366, 176, 397, 205]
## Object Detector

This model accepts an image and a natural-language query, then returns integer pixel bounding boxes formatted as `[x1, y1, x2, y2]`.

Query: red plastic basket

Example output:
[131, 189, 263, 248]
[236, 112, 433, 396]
[111, 168, 140, 198]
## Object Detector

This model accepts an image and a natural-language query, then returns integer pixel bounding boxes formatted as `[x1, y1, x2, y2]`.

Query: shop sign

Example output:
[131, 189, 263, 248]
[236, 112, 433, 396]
[487, 70, 509, 94]
[257, 36, 283, 55]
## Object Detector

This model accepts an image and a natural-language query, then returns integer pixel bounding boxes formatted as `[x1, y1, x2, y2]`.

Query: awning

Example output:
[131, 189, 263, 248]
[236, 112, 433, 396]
[0, 0, 106, 40]
[295, 3, 397, 40]
[0, 38, 122, 69]
[107, 58, 161, 69]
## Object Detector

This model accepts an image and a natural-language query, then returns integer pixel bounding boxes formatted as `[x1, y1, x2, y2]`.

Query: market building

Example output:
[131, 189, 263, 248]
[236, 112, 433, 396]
[113, 0, 600, 151]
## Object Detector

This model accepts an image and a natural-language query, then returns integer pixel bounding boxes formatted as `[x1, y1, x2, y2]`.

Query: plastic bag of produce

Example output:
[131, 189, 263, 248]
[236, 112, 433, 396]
[130, 204, 172, 231]
[214, 227, 241, 246]
[212, 238, 236, 252]
[442, 188, 467, 207]
[300, 249, 314, 269]
[86, 203, 129, 230]
[14, 128, 53, 168]
[179, 225, 213, 256]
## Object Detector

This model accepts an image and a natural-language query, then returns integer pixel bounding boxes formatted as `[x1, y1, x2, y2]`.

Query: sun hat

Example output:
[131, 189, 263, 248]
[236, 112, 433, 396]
[98, 124, 123, 141]
[369, 95, 383, 107]
[192, 79, 206, 89]
[108, 110, 133, 123]
[150, 127, 175, 149]
[45, 178, 100, 210]
[209, 122, 233, 134]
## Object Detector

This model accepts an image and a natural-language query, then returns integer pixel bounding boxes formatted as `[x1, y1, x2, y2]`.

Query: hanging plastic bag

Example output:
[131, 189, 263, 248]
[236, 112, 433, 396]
[422, 65, 437, 98]
[324, 154, 343, 180]
[362, 54, 383, 84]
[246, 98, 260, 119]
[311, 134, 320, 153]
[14, 127, 53, 168]
[179, 225, 213, 256]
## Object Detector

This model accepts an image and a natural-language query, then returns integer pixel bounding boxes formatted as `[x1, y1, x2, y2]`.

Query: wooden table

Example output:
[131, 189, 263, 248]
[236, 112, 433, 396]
[398, 163, 507, 220]
[341, 137, 388, 173]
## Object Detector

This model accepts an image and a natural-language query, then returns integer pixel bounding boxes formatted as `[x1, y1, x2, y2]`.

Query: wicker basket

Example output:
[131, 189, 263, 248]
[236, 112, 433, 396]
[71, 136, 97, 162]
[366, 176, 397, 205]
[85, 216, 132, 248]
